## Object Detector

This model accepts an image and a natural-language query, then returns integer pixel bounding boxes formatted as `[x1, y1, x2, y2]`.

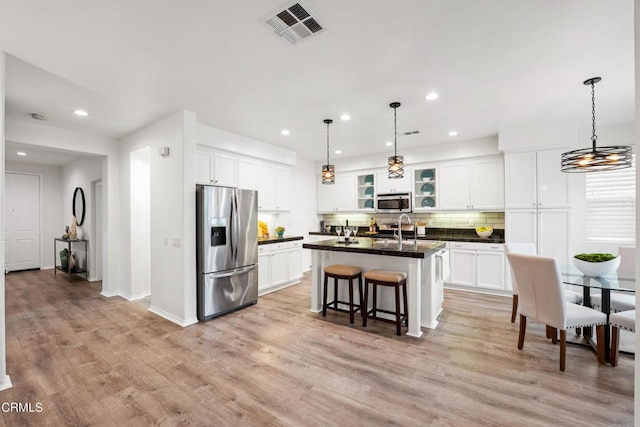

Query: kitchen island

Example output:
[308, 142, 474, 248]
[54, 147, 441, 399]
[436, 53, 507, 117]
[302, 238, 447, 337]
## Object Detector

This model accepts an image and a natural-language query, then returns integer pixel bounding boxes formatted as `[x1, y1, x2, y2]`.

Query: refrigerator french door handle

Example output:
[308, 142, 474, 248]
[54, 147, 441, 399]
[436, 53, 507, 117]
[206, 264, 256, 279]
[232, 192, 239, 261]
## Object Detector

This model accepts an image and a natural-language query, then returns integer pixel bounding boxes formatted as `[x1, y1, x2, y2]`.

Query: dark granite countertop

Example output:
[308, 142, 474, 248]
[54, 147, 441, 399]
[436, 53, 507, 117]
[258, 235, 304, 245]
[309, 228, 504, 244]
[303, 238, 446, 259]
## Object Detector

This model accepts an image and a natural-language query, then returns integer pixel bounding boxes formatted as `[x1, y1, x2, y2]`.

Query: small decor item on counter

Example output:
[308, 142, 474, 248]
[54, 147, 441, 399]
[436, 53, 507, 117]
[62, 225, 70, 240]
[258, 221, 269, 237]
[475, 226, 493, 238]
[416, 221, 427, 236]
[369, 218, 377, 233]
[276, 226, 285, 237]
[68, 216, 78, 240]
[573, 253, 620, 277]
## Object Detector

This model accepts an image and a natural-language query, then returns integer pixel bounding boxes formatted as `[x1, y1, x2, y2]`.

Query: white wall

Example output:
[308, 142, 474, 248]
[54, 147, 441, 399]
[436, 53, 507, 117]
[62, 156, 104, 280]
[5, 161, 63, 269]
[498, 120, 577, 152]
[0, 51, 11, 391]
[119, 111, 198, 326]
[323, 136, 501, 172]
[4, 119, 120, 296]
[129, 146, 151, 299]
[197, 124, 297, 166]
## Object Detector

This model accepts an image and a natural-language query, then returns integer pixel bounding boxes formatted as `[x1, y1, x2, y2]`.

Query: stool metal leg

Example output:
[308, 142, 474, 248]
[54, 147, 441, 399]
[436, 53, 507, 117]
[358, 274, 363, 315]
[402, 280, 408, 327]
[322, 274, 329, 317]
[348, 278, 354, 324]
[333, 277, 339, 310]
[363, 280, 370, 327]
[372, 283, 378, 318]
[395, 283, 402, 336]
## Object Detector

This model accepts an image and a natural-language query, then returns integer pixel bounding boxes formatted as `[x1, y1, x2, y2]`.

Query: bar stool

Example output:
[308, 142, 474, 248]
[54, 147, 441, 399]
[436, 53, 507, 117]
[322, 264, 363, 324]
[362, 270, 408, 336]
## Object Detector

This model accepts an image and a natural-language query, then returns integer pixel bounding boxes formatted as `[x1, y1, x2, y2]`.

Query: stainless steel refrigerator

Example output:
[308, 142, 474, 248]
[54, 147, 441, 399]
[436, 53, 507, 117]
[196, 185, 258, 321]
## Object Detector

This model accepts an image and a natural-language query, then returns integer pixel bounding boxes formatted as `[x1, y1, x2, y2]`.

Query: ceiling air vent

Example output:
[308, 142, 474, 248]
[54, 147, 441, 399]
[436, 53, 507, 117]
[263, 1, 326, 45]
[400, 130, 421, 136]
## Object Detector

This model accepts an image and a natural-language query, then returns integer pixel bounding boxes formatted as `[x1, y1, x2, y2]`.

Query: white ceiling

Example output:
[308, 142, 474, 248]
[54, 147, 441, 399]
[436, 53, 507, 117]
[0, 0, 634, 163]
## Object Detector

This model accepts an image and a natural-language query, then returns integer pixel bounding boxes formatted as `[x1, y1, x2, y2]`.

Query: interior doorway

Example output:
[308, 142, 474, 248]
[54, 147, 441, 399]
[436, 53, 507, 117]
[130, 146, 151, 299]
[4, 172, 41, 272]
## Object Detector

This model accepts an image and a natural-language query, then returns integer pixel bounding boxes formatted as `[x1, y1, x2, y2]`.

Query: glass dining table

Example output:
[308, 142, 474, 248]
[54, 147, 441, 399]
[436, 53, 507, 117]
[560, 265, 635, 363]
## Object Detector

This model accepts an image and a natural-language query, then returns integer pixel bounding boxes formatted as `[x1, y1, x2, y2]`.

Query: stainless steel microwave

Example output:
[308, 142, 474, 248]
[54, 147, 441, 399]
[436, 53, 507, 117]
[377, 192, 412, 213]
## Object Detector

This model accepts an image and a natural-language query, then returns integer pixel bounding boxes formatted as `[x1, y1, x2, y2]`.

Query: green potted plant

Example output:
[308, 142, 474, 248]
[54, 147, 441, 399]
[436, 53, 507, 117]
[573, 253, 620, 277]
[275, 226, 285, 237]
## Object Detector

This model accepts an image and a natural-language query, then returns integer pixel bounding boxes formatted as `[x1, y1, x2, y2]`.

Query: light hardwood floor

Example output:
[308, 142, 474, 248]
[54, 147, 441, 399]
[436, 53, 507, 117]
[0, 269, 633, 426]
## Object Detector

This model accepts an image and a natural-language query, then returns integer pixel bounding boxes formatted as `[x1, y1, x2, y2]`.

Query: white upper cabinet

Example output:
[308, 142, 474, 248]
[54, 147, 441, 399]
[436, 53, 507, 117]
[317, 172, 356, 212]
[275, 167, 292, 211]
[439, 157, 504, 210]
[536, 149, 571, 208]
[439, 162, 470, 209]
[376, 169, 411, 194]
[237, 158, 258, 190]
[356, 172, 376, 211]
[195, 147, 238, 187]
[412, 165, 438, 211]
[469, 158, 504, 209]
[255, 164, 292, 212]
[505, 149, 570, 209]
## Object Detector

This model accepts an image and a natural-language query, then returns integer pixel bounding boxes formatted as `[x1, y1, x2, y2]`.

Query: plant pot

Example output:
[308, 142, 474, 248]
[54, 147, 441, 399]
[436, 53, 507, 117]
[573, 256, 620, 277]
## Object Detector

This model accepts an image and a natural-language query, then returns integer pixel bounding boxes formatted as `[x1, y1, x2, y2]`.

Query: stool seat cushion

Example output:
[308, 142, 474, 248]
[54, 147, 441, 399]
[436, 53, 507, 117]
[364, 270, 407, 283]
[324, 264, 362, 276]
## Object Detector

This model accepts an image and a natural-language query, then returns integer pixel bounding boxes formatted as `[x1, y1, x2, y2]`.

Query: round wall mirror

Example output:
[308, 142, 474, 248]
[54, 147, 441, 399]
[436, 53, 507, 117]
[73, 187, 86, 226]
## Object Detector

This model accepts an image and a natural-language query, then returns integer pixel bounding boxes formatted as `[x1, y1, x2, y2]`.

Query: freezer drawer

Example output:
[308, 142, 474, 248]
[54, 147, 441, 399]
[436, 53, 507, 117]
[198, 265, 258, 321]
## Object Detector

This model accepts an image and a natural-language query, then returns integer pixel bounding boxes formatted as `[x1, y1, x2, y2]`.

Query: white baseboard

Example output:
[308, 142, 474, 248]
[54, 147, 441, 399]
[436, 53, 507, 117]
[444, 284, 511, 297]
[120, 291, 151, 302]
[149, 305, 198, 327]
[258, 278, 301, 297]
[0, 375, 12, 391]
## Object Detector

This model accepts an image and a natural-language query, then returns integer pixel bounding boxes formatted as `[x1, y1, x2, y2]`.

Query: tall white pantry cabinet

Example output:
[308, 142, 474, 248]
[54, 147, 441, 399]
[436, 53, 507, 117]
[504, 148, 572, 289]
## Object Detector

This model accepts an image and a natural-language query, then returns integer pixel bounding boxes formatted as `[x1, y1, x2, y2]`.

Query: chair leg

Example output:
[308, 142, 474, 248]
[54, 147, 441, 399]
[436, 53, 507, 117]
[575, 327, 581, 336]
[333, 277, 339, 310]
[559, 329, 566, 371]
[518, 314, 526, 349]
[550, 327, 558, 344]
[610, 326, 620, 367]
[596, 325, 606, 365]
[511, 294, 518, 323]
[348, 278, 354, 324]
[322, 274, 329, 317]
[402, 280, 408, 327]
[362, 280, 369, 327]
[395, 284, 402, 336]
[372, 284, 378, 318]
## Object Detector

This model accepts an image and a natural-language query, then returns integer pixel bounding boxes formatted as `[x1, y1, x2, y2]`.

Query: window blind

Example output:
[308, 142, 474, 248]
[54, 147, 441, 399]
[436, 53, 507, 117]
[585, 157, 636, 243]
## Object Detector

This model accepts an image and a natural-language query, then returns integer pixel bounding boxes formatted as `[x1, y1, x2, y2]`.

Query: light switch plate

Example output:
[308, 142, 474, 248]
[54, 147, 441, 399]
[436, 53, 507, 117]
[171, 237, 181, 248]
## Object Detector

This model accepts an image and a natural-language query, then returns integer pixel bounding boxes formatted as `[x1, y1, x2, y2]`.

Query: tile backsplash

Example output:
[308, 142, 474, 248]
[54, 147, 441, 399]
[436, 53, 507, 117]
[322, 212, 505, 230]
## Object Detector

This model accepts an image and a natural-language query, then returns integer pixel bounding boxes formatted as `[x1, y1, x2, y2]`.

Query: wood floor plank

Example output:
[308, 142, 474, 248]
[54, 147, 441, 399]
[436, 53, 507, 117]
[0, 269, 633, 426]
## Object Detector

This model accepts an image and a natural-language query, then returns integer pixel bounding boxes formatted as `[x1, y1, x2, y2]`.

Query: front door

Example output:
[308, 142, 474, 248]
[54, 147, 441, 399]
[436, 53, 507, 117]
[4, 173, 40, 272]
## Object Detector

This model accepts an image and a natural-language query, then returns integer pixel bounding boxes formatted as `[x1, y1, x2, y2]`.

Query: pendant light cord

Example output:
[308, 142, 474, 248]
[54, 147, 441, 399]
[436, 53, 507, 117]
[326, 121, 330, 164]
[393, 105, 398, 157]
[591, 80, 598, 151]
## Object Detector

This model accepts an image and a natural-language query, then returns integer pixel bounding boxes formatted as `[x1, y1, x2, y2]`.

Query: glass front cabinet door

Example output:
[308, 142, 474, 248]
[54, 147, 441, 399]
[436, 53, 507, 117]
[413, 166, 438, 211]
[356, 173, 376, 211]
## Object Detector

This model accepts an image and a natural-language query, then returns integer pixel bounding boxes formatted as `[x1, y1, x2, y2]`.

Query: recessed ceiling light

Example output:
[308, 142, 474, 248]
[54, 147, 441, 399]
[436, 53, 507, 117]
[425, 92, 439, 101]
[340, 114, 351, 121]
[73, 109, 89, 117]
[334, 150, 342, 154]
[16, 152, 27, 156]
[448, 130, 458, 136]
[281, 129, 290, 135]
[385, 141, 393, 146]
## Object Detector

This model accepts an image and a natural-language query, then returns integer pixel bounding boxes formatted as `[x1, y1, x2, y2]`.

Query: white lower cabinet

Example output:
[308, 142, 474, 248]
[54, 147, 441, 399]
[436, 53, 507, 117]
[258, 240, 303, 295]
[447, 242, 505, 291]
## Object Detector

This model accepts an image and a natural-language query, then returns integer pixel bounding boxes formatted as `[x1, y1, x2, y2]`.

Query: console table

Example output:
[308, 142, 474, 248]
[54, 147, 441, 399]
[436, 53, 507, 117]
[54, 238, 88, 281]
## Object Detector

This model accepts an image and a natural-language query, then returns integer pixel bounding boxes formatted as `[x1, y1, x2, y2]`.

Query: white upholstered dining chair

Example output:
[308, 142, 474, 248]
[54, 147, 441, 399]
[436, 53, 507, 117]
[505, 243, 582, 323]
[609, 309, 635, 367]
[507, 253, 607, 371]
[591, 247, 636, 313]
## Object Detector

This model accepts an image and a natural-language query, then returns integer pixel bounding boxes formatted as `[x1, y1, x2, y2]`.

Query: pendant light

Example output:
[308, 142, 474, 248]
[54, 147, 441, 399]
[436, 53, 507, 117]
[321, 119, 335, 184]
[388, 102, 404, 179]
[561, 77, 632, 172]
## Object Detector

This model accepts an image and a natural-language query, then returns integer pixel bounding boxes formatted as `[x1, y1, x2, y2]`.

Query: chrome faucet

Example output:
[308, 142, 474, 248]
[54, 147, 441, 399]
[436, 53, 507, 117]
[398, 213, 416, 248]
